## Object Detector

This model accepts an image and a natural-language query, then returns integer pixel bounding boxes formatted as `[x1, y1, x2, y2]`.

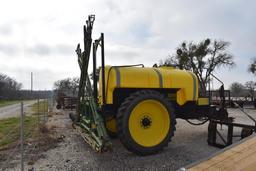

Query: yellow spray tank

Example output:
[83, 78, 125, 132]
[99, 65, 198, 106]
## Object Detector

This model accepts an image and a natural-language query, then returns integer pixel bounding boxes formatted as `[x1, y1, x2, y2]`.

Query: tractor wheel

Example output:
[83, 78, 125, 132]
[116, 90, 175, 155]
[56, 104, 61, 109]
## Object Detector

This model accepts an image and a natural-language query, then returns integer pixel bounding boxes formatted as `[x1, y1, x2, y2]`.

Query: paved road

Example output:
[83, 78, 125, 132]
[0, 100, 37, 119]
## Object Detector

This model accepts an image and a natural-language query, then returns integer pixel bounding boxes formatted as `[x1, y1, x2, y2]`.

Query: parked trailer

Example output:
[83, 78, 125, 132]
[56, 96, 78, 110]
[63, 97, 78, 110]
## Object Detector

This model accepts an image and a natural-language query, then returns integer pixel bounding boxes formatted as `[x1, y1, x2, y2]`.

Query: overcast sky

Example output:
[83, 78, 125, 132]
[0, 0, 255, 90]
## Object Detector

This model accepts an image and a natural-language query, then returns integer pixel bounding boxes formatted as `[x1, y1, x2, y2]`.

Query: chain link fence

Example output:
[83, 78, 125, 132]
[0, 98, 54, 171]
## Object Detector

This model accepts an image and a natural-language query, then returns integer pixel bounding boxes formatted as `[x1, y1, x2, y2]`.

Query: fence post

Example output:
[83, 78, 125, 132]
[37, 99, 40, 127]
[52, 96, 54, 110]
[43, 99, 45, 123]
[49, 98, 50, 115]
[46, 99, 49, 120]
[20, 102, 24, 171]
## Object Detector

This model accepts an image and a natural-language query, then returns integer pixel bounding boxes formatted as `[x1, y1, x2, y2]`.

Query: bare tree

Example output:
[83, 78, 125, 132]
[161, 39, 235, 96]
[248, 57, 256, 75]
[54, 77, 79, 96]
[245, 81, 256, 101]
[0, 73, 22, 99]
[230, 82, 244, 100]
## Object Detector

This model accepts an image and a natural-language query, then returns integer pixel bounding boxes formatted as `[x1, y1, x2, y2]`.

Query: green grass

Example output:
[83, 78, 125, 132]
[0, 116, 37, 149]
[31, 100, 49, 115]
[0, 100, 22, 108]
[0, 100, 49, 149]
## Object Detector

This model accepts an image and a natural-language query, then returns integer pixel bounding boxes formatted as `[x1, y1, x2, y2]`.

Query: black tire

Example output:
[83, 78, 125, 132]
[56, 104, 61, 109]
[116, 90, 176, 155]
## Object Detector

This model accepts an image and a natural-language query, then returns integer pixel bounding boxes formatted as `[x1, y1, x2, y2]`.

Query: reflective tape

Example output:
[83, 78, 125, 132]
[153, 68, 163, 88]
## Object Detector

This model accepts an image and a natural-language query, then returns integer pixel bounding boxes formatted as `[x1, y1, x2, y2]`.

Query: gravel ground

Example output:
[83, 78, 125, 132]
[7, 107, 256, 171]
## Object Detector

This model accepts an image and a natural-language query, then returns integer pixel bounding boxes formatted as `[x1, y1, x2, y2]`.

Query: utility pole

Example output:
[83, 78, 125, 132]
[31, 72, 33, 92]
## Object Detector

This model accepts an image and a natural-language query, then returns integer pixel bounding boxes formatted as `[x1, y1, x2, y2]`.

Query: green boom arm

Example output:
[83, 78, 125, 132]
[74, 15, 111, 152]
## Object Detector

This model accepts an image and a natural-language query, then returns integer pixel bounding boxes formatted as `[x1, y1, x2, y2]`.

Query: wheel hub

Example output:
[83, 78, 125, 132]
[140, 116, 152, 129]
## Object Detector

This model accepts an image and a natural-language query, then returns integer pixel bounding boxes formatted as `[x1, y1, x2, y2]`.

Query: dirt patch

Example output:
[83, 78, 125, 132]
[49, 111, 63, 115]
[47, 111, 63, 118]
[0, 132, 4, 139]
[25, 135, 60, 165]
[24, 120, 65, 165]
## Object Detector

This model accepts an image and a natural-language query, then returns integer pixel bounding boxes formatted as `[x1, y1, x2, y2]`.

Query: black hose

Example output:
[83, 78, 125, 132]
[185, 119, 209, 126]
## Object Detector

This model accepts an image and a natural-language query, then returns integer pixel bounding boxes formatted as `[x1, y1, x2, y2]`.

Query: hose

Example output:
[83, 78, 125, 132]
[185, 119, 209, 126]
